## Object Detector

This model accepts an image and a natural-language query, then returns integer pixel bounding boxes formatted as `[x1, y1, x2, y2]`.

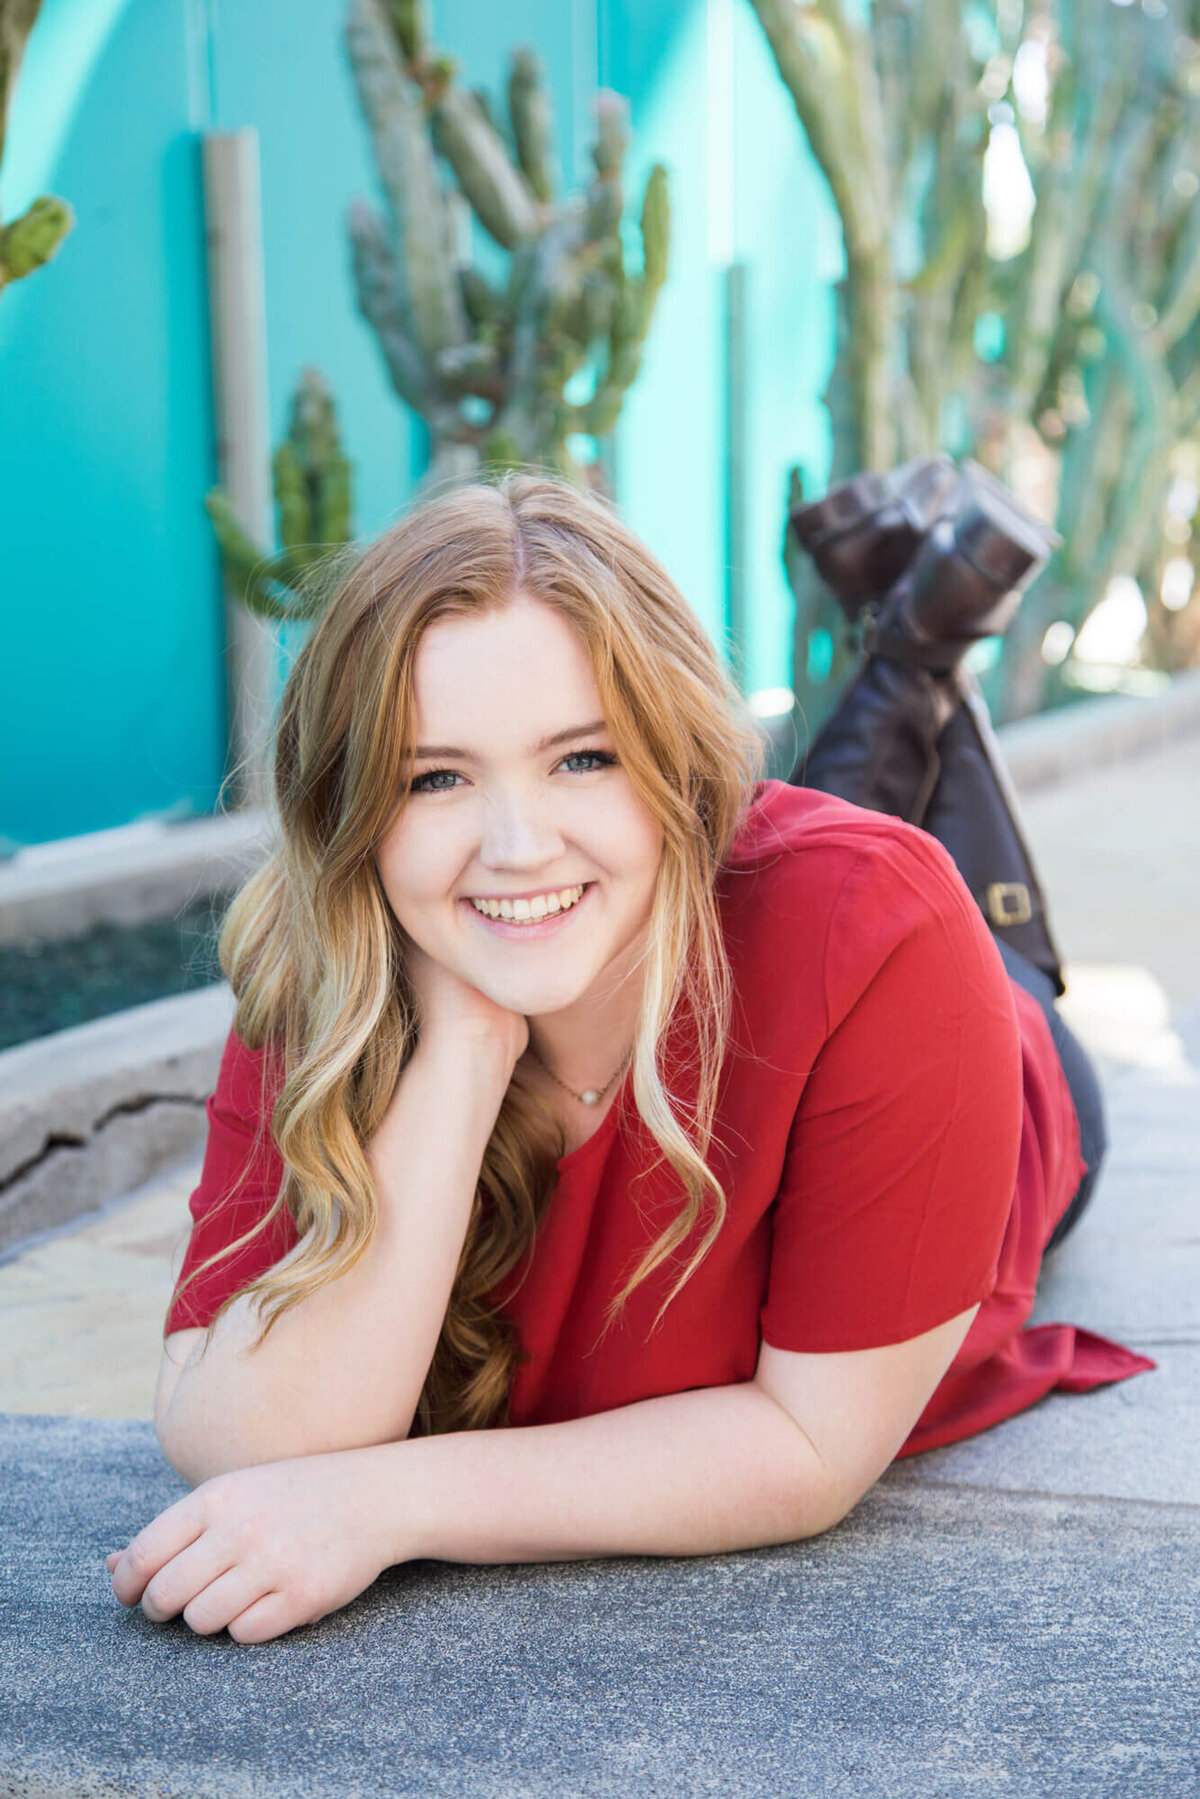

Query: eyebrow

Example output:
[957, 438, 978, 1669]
[412, 720, 610, 760]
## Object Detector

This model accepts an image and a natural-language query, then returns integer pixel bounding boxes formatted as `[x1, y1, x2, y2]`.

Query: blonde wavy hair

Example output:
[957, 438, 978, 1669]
[172, 472, 766, 1435]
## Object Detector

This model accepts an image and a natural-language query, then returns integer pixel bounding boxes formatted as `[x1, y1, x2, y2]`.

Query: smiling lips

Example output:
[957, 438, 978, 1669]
[468, 883, 588, 923]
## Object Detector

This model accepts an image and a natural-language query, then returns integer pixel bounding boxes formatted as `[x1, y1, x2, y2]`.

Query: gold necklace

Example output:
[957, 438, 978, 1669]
[526, 1042, 633, 1107]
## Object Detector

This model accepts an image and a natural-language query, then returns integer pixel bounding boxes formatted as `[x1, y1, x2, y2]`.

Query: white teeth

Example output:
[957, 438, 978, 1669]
[469, 884, 585, 923]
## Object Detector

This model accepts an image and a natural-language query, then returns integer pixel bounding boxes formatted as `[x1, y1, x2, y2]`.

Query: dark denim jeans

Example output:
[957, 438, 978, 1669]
[991, 936, 1108, 1252]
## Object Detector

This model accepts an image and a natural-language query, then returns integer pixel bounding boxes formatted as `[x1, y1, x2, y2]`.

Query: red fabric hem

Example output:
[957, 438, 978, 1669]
[895, 1324, 1157, 1458]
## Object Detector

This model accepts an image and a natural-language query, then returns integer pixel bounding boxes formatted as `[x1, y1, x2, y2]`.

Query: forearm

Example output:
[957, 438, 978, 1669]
[158, 1036, 513, 1482]
[383, 1382, 846, 1566]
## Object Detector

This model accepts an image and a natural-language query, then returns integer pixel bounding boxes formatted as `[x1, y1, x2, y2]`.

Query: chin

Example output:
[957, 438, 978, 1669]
[472, 965, 594, 1018]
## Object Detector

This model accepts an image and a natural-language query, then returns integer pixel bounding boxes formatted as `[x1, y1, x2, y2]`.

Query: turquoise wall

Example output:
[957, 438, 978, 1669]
[2, 0, 838, 848]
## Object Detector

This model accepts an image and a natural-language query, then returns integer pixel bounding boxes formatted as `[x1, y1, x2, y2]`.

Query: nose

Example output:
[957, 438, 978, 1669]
[477, 785, 566, 871]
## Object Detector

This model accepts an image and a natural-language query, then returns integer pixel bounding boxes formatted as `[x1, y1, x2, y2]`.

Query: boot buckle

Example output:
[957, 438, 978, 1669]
[986, 882, 1033, 927]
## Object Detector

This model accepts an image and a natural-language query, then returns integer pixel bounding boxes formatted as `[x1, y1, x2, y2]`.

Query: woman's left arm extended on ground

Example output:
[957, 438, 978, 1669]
[108, 1306, 977, 1643]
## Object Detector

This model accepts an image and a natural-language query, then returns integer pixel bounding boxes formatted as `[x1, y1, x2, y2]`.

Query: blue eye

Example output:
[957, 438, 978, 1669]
[408, 749, 618, 795]
[408, 767, 461, 794]
[560, 750, 619, 774]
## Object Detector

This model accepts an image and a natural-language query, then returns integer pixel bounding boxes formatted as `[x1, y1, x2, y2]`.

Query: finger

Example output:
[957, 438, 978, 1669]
[105, 1552, 120, 1571]
[110, 1497, 207, 1607]
[179, 1566, 276, 1639]
[140, 1535, 237, 1625]
[225, 1590, 306, 1645]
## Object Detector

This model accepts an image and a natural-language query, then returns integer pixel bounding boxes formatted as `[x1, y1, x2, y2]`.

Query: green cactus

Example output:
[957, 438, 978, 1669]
[205, 367, 354, 623]
[749, 0, 1200, 724]
[508, 46, 558, 205]
[343, 0, 670, 488]
[0, 2, 73, 298]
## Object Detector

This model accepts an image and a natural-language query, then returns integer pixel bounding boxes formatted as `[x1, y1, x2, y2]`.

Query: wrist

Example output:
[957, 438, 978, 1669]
[413, 1027, 522, 1085]
[370, 1436, 440, 1566]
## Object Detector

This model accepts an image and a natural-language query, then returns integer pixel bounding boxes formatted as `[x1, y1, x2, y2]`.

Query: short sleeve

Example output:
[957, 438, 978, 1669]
[759, 827, 1025, 1354]
[164, 1027, 298, 1335]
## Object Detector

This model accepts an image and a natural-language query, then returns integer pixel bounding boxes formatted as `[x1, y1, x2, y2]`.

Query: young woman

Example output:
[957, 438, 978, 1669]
[106, 471, 1152, 1644]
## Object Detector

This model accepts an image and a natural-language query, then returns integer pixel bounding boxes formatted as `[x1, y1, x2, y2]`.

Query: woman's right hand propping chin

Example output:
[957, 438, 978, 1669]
[401, 933, 530, 1071]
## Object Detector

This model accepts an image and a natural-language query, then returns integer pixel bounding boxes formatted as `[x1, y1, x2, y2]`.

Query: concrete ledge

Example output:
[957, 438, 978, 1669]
[0, 809, 274, 946]
[998, 665, 1200, 793]
[0, 986, 235, 1256]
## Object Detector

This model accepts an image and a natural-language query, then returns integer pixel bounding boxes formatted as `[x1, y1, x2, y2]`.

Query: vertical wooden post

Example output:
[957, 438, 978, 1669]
[724, 258, 748, 690]
[201, 129, 276, 812]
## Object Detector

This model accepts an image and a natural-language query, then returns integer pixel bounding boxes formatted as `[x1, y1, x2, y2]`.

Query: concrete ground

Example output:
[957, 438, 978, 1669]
[1, 733, 1198, 1797]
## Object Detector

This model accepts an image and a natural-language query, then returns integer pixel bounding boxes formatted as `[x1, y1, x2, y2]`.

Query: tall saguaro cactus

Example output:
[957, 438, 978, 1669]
[207, 6, 671, 628]
[750, 0, 1200, 722]
[344, 0, 670, 487]
[0, 0, 73, 298]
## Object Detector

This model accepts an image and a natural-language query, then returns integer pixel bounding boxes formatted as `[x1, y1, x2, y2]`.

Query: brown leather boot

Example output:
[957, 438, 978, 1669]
[790, 455, 960, 611]
[858, 459, 1060, 672]
[790, 459, 1067, 993]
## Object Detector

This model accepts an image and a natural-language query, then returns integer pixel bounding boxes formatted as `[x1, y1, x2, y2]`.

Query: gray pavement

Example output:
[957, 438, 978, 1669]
[1, 1414, 1196, 1799]
[1, 730, 1198, 1796]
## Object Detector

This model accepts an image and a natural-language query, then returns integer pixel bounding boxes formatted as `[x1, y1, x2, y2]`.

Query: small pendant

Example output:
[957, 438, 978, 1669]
[579, 1089, 600, 1106]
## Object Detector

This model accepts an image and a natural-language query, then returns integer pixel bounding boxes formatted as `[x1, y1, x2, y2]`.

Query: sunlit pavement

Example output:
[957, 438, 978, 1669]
[1, 733, 1197, 1797]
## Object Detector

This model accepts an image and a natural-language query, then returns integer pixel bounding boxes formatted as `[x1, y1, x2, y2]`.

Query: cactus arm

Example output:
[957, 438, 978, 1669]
[341, 2, 666, 484]
[1005, 73, 1126, 432]
[1053, 351, 1119, 595]
[577, 161, 670, 438]
[385, 0, 424, 65]
[747, 0, 894, 470]
[0, 193, 73, 293]
[0, 0, 41, 175]
[280, 368, 357, 575]
[1085, 170, 1176, 583]
[942, 191, 989, 406]
[1004, 96, 1086, 422]
[205, 366, 354, 621]
[578, 283, 643, 438]
[0, 4, 74, 298]
[590, 86, 628, 177]
[430, 86, 539, 249]
[904, 12, 991, 452]
[272, 441, 312, 578]
[347, 196, 441, 414]
[434, 339, 503, 398]
[458, 265, 501, 327]
[639, 161, 669, 309]
[1170, 324, 1200, 434]
[315, 453, 353, 548]
[507, 47, 558, 204]
[747, 0, 888, 247]
[204, 490, 302, 622]
[497, 206, 587, 463]
[898, 0, 959, 186]
[1147, 172, 1200, 355]
[344, 0, 468, 358]
[586, 90, 628, 241]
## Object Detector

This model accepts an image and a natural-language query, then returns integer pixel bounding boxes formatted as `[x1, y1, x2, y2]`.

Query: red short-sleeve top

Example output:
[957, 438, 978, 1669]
[166, 781, 1152, 1453]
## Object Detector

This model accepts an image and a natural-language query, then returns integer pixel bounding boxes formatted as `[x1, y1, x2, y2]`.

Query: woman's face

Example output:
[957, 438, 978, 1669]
[374, 591, 665, 1024]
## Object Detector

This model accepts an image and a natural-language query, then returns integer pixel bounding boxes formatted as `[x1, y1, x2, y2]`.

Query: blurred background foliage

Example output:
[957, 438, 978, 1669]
[751, 0, 1200, 728]
[0, 1, 72, 297]
[205, 0, 670, 624]
[7, 0, 1200, 762]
